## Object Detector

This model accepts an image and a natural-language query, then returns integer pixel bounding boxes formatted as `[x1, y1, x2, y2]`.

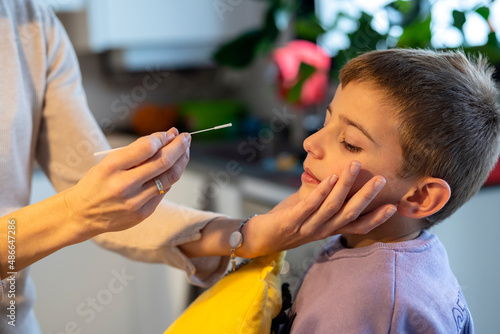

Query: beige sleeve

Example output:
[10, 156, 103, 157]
[35, 10, 228, 287]
[35, 7, 110, 191]
[92, 201, 230, 287]
[0, 264, 4, 301]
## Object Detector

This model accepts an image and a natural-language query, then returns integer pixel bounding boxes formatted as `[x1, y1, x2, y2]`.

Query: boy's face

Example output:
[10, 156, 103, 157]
[300, 81, 416, 212]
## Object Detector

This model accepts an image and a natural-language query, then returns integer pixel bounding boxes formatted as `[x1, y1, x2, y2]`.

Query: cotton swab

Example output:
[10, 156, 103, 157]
[188, 123, 232, 135]
[93, 123, 233, 157]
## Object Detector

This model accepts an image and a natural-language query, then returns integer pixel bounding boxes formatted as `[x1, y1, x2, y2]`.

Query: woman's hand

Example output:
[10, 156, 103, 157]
[64, 128, 191, 235]
[237, 161, 397, 258]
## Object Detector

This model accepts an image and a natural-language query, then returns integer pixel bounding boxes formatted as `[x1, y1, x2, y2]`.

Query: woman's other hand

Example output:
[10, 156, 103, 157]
[237, 161, 397, 258]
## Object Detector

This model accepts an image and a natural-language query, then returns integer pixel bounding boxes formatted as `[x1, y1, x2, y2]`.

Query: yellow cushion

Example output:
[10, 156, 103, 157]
[165, 251, 286, 334]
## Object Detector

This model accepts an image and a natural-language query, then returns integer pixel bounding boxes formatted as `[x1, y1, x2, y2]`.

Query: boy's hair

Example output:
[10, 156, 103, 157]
[339, 49, 500, 227]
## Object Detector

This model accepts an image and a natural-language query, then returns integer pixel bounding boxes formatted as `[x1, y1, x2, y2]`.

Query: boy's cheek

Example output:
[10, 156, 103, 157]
[346, 169, 375, 199]
[346, 170, 402, 214]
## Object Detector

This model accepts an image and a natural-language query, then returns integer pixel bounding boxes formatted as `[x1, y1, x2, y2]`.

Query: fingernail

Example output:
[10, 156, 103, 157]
[385, 206, 397, 217]
[166, 133, 175, 141]
[183, 133, 191, 142]
[374, 177, 386, 191]
[350, 161, 361, 175]
[329, 174, 339, 185]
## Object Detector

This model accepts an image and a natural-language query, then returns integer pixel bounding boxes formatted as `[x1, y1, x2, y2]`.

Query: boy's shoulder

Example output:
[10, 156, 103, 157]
[288, 232, 473, 333]
[385, 232, 473, 333]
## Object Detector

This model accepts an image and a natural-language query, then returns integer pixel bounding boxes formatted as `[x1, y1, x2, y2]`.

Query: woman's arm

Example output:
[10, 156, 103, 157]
[1, 131, 191, 280]
[1, 189, 84, 279]
[179, 161, 397, 259]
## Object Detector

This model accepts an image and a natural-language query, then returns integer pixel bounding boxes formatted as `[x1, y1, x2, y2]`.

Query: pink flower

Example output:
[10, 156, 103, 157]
[272, 40, 331, 107]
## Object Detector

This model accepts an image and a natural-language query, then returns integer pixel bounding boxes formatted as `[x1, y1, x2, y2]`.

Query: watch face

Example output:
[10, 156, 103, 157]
[230, 231, 243, 248]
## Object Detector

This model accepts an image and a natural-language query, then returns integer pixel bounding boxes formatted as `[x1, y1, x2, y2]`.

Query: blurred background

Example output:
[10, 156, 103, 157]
[30, 0, 500, 333]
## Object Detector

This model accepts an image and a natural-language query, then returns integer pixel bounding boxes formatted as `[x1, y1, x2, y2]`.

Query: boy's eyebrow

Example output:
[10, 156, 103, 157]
[328, 105, 377, 145]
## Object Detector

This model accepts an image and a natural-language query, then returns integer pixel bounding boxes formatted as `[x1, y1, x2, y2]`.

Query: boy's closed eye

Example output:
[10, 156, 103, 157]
[317, 120, 364, 154]
[341, 138, 362, 153]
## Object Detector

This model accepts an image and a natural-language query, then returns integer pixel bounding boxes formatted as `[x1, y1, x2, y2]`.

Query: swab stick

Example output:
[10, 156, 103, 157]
[93, 123, 233, 156]
[188, 123, 232, 135]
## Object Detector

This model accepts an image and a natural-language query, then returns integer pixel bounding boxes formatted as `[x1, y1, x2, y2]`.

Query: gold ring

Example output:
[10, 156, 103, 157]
[154, 177, 164, 195]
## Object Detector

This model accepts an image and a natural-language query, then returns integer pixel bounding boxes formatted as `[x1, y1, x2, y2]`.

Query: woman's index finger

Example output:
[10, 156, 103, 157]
[107, 131, 177, 170]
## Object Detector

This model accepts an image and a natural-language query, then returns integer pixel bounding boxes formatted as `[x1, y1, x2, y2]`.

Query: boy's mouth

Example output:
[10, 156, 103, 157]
[302, 167, 321, 185]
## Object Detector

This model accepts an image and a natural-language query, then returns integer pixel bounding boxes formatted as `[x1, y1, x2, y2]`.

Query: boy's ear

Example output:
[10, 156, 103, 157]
[397, 177, 451, 219]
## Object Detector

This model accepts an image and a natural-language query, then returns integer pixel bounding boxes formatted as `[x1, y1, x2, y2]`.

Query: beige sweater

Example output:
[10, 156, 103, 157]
[0, 1, 227, 332]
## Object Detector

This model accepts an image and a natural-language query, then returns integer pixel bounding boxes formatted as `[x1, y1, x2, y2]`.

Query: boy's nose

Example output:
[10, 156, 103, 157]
[303, 130, 324, 159]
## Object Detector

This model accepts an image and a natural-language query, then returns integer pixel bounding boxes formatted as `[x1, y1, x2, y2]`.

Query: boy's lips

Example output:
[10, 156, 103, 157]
[302, 167, 321, 185]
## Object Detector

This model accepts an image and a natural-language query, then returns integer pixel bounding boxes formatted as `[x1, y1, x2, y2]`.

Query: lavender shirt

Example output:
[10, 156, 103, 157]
[281, 231, 473, 334]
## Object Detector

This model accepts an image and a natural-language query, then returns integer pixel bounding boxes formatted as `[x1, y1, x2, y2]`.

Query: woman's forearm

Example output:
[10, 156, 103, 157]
[0, 188, 93, 279]
[178, 217, 241, 258]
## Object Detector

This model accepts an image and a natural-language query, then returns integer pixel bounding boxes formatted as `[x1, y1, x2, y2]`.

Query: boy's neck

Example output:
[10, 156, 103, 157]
[341, 215, 427, 249]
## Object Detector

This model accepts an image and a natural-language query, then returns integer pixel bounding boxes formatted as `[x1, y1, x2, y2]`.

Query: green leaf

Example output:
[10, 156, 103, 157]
[452, 10, 466, 32]
[347, 12, 386, 52]
[397, 15, 432, 48]
[213, 30, 266, 68]
[389, 0, 428, 27]
[475, 6, 490, 21]
[286, 63, 316, 104]
[255, 3, 280, 54]
[300, 62, 316, 79]
[387, 0, 414, 14]
[294, 17, 327, 41]
[486, 31, 499, 47]
[463, 43, 500, 65]
[213, 1, 280, 68]
[263, 4, 279, 31]
[329, 11, 386, 78]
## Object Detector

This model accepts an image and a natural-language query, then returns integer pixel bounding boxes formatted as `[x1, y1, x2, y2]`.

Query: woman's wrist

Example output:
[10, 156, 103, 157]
[234, 215, 269, 259]
[62, 187, 100, 242]
[0, 188, 98, 278]
[178, 217, 240, 258]
[178, 215, 272, 259]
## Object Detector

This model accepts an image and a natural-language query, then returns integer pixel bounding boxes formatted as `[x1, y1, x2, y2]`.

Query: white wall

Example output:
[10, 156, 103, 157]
[431, 186, 500, 333]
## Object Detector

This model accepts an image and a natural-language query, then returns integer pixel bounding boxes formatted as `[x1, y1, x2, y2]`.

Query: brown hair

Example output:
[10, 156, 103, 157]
[339, 49, 500, 226]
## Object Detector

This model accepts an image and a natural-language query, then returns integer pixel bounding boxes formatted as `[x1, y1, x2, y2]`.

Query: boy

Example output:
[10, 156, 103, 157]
[279, 49, 500, 333]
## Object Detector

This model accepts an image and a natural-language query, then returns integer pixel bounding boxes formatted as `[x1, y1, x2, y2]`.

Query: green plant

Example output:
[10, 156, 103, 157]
[449, 4, 500, 65]
[213, 0, 323, 68]
[213, 0, 500, 77]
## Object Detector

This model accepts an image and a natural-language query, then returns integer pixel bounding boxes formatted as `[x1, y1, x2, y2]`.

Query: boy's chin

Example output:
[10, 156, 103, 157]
[298, 184, 314, 200]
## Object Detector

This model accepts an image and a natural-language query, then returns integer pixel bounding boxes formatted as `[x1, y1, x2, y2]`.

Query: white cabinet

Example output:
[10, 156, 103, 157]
[58, 0, 266, 69]
[41, 0, 85, 12]
[87, 0, 265, 51]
